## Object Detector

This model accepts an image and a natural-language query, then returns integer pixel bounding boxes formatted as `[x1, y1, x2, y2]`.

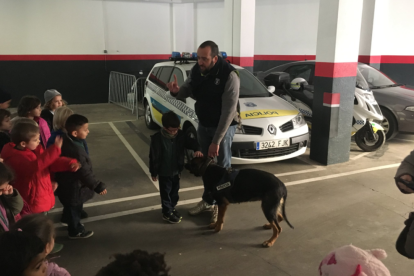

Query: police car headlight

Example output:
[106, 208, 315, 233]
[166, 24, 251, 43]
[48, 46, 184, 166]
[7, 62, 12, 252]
[364, 93, 375, 102]
[235, 125, 245, 134]
[406, 106, 414, 112]
[292, 113, 306, 128]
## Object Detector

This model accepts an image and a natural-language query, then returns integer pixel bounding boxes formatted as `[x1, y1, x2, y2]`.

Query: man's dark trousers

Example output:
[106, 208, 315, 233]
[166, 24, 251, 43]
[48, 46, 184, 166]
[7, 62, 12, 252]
[159, 175, 180, 215]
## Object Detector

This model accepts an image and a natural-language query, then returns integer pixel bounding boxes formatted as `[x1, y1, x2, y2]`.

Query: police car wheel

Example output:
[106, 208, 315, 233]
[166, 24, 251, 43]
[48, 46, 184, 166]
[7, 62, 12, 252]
[185, 126, 197, 163]
[380, 107, 398, 140]
[144, 101, 158, 130]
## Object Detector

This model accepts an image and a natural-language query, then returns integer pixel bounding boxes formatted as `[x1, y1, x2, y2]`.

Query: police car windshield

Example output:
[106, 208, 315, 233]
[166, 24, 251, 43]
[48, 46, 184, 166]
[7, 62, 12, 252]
[239, 69, 272, 98]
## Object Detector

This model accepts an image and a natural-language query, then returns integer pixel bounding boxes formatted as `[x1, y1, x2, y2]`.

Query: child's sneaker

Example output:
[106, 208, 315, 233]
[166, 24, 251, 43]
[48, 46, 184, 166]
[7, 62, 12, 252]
[68, 230, 94, 239]
[172, 209, 182, 219]
[163, 213, 181, 224]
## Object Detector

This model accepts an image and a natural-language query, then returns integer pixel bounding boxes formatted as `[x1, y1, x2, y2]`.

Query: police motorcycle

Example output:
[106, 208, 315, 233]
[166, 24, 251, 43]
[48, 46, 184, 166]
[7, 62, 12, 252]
[263, 72, 385, 152]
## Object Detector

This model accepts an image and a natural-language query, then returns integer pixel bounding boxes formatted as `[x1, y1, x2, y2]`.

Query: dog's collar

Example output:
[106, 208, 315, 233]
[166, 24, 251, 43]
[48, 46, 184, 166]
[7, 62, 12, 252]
[199, 158, 213, 176]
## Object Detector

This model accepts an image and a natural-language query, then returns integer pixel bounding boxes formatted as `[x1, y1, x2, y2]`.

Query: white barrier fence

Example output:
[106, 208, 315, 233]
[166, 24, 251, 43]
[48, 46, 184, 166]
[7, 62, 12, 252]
[108, 72, 137, 114]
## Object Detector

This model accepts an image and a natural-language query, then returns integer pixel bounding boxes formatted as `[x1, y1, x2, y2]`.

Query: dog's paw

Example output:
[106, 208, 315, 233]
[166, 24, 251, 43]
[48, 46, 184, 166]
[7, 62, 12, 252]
[262, 240, 274, 248]
[214, 223, 223, 233]
[263, 223, 272, 230]
[208, 223, 216, 229]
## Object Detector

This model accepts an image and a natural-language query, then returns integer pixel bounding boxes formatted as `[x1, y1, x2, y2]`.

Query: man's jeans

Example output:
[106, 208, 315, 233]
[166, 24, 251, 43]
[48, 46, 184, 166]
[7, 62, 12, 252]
[197, 124, 236, 205]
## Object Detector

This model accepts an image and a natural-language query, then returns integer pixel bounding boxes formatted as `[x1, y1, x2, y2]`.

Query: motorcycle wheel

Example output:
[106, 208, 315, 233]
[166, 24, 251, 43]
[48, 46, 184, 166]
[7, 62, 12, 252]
[355, 127, 386, 152]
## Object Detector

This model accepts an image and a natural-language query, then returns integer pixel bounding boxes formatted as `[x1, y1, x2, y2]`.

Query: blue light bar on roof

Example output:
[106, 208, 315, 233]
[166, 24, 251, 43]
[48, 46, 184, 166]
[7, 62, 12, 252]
[171, 52, 181, 58]
[220, 51, 227, 59]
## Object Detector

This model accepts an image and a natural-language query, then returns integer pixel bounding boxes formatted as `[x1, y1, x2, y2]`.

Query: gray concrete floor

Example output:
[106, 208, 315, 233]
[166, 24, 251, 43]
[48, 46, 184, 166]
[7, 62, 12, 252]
[47, 104, 414, 275]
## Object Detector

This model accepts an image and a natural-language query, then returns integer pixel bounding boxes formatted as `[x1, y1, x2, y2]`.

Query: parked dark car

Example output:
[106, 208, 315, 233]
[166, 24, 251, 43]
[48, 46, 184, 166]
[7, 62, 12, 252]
[256, 61, 414, 140]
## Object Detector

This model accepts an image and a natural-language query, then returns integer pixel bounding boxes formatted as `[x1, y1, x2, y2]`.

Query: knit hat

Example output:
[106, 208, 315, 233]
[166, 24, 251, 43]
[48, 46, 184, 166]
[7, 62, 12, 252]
[0, 91, 11, 104]
[44, 89, 61, 103]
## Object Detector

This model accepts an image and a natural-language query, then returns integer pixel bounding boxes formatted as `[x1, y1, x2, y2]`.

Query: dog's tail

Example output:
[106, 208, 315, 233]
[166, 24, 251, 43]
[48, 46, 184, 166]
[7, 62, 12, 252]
[282, 194, 294, 229]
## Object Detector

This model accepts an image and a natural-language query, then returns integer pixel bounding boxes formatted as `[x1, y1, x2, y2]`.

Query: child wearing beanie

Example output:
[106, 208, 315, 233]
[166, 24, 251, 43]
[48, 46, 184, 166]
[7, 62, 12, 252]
[41, 89, 65, 132]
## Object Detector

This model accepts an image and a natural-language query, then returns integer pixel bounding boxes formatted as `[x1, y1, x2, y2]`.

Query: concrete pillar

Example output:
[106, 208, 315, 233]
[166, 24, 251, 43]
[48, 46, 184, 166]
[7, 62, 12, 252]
[224, 0, 255, 71]
[310, 0, 363, 165]
[358, 0, 389, 70]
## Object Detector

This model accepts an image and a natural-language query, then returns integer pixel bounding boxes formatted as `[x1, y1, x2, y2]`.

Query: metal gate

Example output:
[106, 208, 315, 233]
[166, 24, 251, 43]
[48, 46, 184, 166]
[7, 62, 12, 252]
[108, 72, 137, 114]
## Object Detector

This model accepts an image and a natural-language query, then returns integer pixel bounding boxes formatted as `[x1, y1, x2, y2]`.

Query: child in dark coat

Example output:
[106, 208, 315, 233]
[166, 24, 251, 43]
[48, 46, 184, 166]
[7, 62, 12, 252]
[53, 114, 107, 239]
[149, 111, 202, 224]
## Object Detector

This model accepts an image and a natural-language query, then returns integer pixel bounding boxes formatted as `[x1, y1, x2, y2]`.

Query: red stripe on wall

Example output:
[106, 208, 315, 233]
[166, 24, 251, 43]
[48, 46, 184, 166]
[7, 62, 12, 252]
[229, 56, 254, 67]
[358, 55, 382, 64]
[0, 54, 171, 61]
[381, 55, 414, 64]
[315, 62, 358, 78]
[323, 92, 340, 105]
[2, 54, 414, 64]
[254, 55, 316, 61]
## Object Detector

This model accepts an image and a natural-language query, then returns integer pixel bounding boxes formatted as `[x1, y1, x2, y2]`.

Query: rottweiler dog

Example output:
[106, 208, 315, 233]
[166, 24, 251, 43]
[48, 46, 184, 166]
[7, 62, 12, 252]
[185, 157, 294, 247]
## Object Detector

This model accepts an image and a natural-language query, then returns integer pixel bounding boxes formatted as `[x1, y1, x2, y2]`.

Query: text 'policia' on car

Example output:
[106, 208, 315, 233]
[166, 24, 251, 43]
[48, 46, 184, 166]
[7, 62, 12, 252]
[143, 51, 309, 164]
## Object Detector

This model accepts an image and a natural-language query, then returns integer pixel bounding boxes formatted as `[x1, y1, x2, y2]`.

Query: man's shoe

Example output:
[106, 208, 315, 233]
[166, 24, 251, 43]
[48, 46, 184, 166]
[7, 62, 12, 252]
[172, 209, 182, 219]
[211, 205, 218, 224]
[188, 200, 213, 215]
[163, 213, 181, 224]
[68, 230, 94, 239]
[81, 210, 88, 219]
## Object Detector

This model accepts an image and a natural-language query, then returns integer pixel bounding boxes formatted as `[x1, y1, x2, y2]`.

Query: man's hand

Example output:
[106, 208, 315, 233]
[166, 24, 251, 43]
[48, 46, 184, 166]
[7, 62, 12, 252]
[208, 143, 219, 158]
[166, 74, 180, 94]
[54, 136, 63, 148]
[3, 185, 13, 195]
[99, 189, 107, 195]
[194, 151, 203, 158]
[151, 176, 158, 182]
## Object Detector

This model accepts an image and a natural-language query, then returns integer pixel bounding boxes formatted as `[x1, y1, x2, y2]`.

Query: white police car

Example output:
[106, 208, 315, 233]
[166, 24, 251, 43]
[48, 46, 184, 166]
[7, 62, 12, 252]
[143, 52, 309, 164]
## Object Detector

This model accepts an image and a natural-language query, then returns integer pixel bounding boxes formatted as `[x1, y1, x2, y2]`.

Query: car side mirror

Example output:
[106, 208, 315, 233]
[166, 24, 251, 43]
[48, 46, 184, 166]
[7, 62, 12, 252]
[267, 86, 275, 93]
[264, 72, 290, 89]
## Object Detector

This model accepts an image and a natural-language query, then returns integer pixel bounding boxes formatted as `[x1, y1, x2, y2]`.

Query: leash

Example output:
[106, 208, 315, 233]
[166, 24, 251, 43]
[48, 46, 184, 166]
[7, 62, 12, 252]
[199, 158, 214, 176]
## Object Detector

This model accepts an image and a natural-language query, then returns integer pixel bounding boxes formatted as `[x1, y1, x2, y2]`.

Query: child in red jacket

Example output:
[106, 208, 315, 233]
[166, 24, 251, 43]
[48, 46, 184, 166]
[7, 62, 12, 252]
[1, 122, 80, 214]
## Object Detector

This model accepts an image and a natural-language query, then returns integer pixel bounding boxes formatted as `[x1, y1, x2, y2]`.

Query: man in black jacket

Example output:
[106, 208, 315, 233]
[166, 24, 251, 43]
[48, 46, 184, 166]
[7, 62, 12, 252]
[149, 111, 202, 223]
[166, 41, 240, 223]
[55, 114, 107, 239]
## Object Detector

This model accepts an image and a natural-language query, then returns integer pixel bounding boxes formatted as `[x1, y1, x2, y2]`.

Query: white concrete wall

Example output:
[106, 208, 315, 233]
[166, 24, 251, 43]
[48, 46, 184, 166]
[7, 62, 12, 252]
[0, 0, 105, 54]
[254, 0, 320, 56]
[103, 1, 172, 54]
[194, 2, 225, 50]
[382, 0, 414, 55]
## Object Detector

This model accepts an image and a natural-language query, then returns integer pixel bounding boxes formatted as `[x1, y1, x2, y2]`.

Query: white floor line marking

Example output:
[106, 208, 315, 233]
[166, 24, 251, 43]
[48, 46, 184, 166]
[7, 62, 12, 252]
[285, 163, 400, 186]
[49, 192, 161, 214]
[108, 122, 159, 191]
[54, 198, 201, 229]
[49, 186, 203, 214]
[51, 163, 401, 226]
[350, 152, 370, 161]
[395, 138, 414, 142]
[89, 120, 137, 125]
[276, 167, 325, 177]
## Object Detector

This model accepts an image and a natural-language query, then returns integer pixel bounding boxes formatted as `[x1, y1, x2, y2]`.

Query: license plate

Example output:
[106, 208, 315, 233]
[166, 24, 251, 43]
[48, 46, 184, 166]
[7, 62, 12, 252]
[256, 139, 290, 150]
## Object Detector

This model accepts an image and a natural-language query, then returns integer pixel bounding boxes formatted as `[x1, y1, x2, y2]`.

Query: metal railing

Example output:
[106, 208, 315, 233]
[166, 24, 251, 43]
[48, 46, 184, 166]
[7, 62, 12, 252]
[108, 72, 137, 114]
